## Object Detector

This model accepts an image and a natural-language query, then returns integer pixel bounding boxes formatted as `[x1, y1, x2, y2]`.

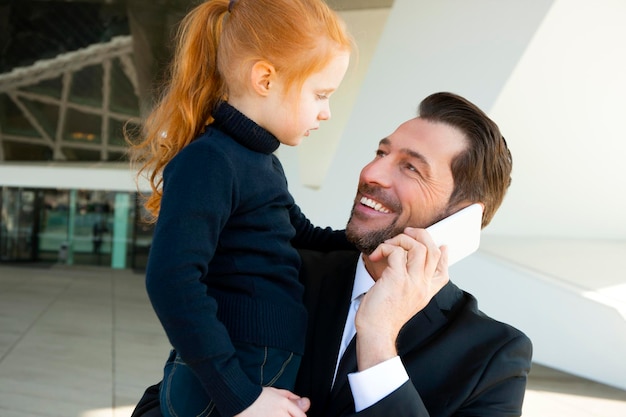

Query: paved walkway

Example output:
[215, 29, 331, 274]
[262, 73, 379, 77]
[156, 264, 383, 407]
[0, 264, 625, 417]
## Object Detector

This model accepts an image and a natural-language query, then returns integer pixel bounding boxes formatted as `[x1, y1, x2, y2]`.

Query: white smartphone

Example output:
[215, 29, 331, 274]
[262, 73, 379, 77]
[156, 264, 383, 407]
[425, 203, 483, 266]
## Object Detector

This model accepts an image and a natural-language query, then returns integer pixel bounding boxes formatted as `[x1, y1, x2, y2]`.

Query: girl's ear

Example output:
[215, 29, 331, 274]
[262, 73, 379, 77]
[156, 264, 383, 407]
[250, 60, 275, 97]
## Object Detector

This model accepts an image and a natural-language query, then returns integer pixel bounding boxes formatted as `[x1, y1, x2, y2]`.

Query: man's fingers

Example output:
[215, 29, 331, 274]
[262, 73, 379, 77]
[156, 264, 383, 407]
[374, 243, 410, 268]
[402, 227, 444, 275]
[381, 232, 427, 250]
[382, 230, 440, 277]
[236, 387, 308, 417]
[437, 245, 449, 273]
[264, 388, 310, 416]
[368, 242, 390, 262]
[273, 389, 308, 417]
[370, 231, 436, 277]
[267, 387, 296, 398]
[292, 397, 310, 412]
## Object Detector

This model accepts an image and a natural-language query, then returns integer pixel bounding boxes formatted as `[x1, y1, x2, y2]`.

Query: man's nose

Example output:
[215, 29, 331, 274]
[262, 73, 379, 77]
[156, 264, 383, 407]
[360, 158, 392, 187]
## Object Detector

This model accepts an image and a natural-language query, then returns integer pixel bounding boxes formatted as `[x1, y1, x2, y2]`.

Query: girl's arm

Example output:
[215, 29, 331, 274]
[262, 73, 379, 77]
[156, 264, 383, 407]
[289, 202, 356, 251]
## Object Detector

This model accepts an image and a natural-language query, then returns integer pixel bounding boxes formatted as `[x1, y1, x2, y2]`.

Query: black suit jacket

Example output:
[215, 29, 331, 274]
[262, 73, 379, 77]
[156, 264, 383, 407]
[295, 250, 533, 417]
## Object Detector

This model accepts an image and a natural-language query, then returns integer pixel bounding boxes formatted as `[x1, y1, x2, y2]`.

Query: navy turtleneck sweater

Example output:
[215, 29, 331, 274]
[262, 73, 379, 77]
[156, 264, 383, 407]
[145, 102, 352, 416]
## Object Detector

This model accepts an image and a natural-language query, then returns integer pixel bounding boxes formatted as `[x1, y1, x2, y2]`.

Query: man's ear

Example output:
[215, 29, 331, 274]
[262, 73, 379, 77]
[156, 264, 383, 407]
[250, 60, 275, 97]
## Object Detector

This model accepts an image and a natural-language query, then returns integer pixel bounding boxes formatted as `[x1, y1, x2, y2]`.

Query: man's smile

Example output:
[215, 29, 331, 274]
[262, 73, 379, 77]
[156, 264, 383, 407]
[359, 196, 391, 213]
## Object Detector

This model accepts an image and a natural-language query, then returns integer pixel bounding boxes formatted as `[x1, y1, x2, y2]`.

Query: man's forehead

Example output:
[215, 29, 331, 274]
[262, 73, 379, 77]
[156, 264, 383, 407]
[382, 118, 467, 149]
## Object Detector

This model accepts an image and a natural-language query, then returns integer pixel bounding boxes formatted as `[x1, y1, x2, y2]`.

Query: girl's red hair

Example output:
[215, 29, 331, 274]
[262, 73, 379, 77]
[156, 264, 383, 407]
[128, 0, 353, 220]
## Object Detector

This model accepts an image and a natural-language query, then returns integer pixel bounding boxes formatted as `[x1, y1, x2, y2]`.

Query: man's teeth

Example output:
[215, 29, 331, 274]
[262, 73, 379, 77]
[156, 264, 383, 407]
[360, 197, 390, 213]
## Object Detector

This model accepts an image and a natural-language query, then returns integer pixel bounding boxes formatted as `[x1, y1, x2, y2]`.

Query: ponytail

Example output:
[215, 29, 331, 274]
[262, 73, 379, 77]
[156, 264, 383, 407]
[129, 0, 230, 220]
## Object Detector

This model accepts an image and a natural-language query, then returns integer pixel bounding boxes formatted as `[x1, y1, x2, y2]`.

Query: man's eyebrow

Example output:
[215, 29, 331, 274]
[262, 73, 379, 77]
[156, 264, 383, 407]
[379, 138, 431, 170]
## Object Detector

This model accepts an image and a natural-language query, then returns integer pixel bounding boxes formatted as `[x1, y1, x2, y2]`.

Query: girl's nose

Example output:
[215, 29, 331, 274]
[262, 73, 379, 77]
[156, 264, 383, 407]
[318, 103, 331, 121]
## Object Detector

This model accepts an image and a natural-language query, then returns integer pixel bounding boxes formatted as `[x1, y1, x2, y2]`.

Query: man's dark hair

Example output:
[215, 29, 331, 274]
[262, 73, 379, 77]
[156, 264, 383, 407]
[418, 92, 512, 227]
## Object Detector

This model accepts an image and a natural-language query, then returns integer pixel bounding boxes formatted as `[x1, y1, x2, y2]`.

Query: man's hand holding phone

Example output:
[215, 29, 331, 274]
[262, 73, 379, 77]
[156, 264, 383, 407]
[357, 204, 483, 371]
[357, 228, 450, 371]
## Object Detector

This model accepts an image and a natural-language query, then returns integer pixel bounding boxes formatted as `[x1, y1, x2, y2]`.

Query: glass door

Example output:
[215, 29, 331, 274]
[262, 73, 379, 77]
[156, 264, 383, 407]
[0, 187, 40, 261]
[38, 189, 70, 263]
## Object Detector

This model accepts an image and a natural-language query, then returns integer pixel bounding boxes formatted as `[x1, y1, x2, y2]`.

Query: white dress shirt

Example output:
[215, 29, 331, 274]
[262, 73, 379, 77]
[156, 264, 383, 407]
[334, 256, 409, 412]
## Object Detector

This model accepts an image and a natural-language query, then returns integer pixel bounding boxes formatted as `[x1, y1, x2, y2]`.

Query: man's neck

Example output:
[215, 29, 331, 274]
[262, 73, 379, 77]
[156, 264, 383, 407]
[361, 253, 385, 282]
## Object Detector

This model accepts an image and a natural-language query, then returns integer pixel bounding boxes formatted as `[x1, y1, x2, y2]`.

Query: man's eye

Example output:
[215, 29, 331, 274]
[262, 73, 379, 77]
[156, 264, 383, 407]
[375, 150, 386, 157]
[405, 163, 417, 172]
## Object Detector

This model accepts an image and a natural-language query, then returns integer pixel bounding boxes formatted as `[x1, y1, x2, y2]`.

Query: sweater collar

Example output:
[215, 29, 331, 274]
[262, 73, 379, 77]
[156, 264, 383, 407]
[211, 101, 280, 154]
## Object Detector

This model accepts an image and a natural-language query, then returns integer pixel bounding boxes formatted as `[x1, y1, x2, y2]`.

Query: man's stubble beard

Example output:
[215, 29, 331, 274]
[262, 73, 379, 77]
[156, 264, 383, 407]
[345, 208, 406, 255]
[345, 200, 453, 255]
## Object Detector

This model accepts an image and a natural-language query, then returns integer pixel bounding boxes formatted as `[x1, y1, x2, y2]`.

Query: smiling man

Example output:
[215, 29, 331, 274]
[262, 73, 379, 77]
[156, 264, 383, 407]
[295, 91, 532, 417]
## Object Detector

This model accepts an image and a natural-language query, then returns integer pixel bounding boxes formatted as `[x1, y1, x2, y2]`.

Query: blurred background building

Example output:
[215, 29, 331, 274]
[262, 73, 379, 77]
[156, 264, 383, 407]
[1, 0, 143, 268]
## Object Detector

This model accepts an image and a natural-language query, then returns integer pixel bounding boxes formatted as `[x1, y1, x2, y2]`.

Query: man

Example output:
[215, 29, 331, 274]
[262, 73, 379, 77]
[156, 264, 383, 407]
[296, 92, 531, 416]
[131, 91, 532, 417]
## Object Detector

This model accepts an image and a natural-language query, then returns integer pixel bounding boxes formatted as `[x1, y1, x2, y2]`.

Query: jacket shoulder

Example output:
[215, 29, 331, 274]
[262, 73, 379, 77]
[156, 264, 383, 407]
[461, 290, 531, 344]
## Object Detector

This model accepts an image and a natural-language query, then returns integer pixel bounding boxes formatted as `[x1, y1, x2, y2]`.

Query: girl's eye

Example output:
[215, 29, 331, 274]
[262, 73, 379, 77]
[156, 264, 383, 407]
[317, 93, 329, 100]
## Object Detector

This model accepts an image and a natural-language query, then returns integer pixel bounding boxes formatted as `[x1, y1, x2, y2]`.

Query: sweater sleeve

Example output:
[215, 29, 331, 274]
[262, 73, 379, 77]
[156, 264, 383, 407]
[289, 202, 355, 251]
[268, 153, 353, 252]
[145, 141, 260, 416]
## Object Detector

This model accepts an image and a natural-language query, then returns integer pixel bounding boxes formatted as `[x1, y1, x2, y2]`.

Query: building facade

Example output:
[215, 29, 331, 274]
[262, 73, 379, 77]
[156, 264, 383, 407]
[0, 1, 151, 269]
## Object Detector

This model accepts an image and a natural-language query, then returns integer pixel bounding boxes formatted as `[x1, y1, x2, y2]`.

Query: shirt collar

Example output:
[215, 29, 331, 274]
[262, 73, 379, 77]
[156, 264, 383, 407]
[352, 255, 375, 301]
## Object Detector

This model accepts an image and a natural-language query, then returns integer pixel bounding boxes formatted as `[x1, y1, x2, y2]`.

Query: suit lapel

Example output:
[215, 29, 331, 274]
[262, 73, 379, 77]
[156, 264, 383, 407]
[309, 252, 358, 413]
[397, 281, 463, 355]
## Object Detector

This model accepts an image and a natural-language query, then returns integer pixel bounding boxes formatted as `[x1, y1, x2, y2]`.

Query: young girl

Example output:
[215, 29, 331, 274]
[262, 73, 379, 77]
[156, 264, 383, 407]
[128, 0, 354, 416]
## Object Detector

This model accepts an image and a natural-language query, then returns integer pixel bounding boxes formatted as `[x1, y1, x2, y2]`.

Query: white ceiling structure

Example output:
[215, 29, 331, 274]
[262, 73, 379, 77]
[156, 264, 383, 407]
[0, 35, 139, 161]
